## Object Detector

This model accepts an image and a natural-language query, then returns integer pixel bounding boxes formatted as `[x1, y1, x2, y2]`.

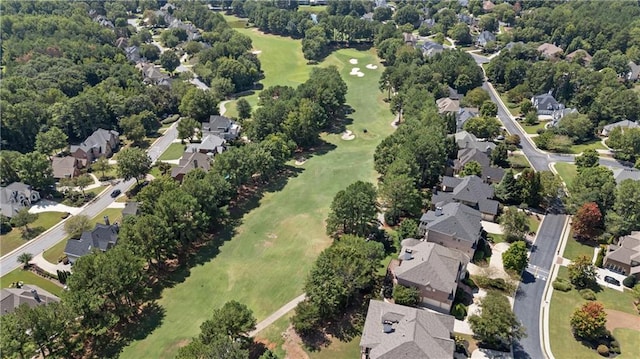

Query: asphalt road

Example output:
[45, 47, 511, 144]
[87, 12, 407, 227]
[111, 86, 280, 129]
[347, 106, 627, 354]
[0, 124, 178, 275]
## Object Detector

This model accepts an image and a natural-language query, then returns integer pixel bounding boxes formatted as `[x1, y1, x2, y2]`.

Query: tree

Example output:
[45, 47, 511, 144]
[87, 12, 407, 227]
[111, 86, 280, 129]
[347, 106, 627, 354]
[568, 255, 597, 289]
[557, 113, 594, 143]
[394, 5, 420, 27]
[160, 50, 180, 73]
[116, 147, 151, 185]
[199, 301, 256, 344]
[463, 116, 502, 139]
[490, 142, 509, 167]
[326, 181, 378, 238]
[460, 160, 483, 177]
[140, 44, 160, 61]
[64, 215, 91, 239]
[480, 101, 498, 117]
[500, 207, 529, 242]
[179, 88, 220, 122]
[570, 302, 607, 341]
[379, 172, 422, 225]
[177, 117, 201, 143]
[448, 23, 472, 45]
[11, 209, 38, 235]
[74, 175, 93, 198]
[119, 114, 147, 144]
[373, 6, 392, 22]
[393, 285, 420, 307]
[235, 98, 252, 120]
[93, 157, 112, 180]
[469, 291, 525, 349]
[479, 14, 499, 32]
[502, 241, 529, 273]
[291, 299, 321, 336]
[566, 166, 616, 214]
[606, 179, 640, 236]
[575, 149, 599, 170]
[155, 188, 208, 248]
[35, 127, 68, 155]
[17, 252, 33, 269]
[176, 336, 248, 359]
[572, 202, 602, 239]
[461, 87, 491, 108]
[520, 100, 533, 115]
[540, 171, 562, 207]
[496, 170, 521, 204]
[15, 152, 54, 190]
[0, 311, 31, 359]
[397, 218, 419, 240]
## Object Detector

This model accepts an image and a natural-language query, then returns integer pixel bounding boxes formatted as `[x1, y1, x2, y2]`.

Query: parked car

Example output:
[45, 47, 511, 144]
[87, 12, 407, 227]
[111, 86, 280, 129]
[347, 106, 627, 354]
[604, 276, 620, 286]
[110, 189, 122, 198]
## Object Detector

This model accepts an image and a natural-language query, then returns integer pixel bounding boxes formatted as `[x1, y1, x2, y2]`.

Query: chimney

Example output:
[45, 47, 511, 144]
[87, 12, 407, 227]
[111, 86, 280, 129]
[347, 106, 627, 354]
[104, 216, 110, 225]
[31, 289, 41, 303]
[193, 159, 198, 168]
[435, 207, 443, 216]
[485, 176, 491, 184]
[432, 186, 438, 194]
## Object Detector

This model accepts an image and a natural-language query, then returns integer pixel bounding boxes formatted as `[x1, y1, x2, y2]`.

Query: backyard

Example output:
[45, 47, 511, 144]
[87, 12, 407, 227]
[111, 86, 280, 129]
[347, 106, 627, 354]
[0, 268, 64, 297]
[120, 17, 392, 359]
[549, 266, 640, 359]
[0, 211, 67, 256]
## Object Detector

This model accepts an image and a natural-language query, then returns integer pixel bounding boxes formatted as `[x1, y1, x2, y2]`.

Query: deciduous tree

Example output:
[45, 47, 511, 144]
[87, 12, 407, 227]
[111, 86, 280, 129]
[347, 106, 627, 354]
[235, 98, 252, 120]
[469, 291, 525, 349]
[460, 160, 483, 177]
[179, 88, 220, 122]
[11, 209, 38, 235]
[177, 117, 201, 143]
[502, 241, 529, 273]
[160, 50, 180, 73]
[116, 147, 151, 185]
[93, 157, 112, 180]
[326, 181, 378, 238]
[500, 207, 529, 242]
[606, 179, 640, 236]
[64, 215, 91, 239]
[572, 202, 602, 239]
[570, 301, 607, 341]
[393, 285, 420, 307]
[15, 152, 54, 190]
[568, 255, 597, 289]
[463, 116, 501, 139]
[35, 127, 68, 155]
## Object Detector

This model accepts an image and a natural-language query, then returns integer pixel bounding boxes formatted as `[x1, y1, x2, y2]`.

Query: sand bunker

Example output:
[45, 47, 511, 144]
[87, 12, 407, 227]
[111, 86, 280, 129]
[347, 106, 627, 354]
[294, 156, 307, 165]
[252, 50, 262, 54]
[350, 67, 365, 77]
[341, 130, 355, 140]
[349, 58, 358, 64]
[365, 64, 378, 69]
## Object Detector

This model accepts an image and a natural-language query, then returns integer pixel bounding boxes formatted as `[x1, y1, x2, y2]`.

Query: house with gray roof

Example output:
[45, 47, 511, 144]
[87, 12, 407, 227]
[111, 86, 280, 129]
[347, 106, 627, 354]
[418, 202, 483, 258]
[453, 131, 495, 153]
[604, 231, 640, 279]
[52, 156, 82, 180]
[566, 49, 592, 65]
[0, 182, 41, 218]
[421, 41, 444, 57]
[202, 115, 240, 140]
[64, 223, 119, 264]
[503, 41, 524, 52]
[121, 201, 140, 217]
[550, 107, 578, 127]
[601, 120, 639, 136]
[610, 168, 640, 185]
[403, 33, 416, 47]
[456, 108, 478, 131]
[432, 176, 500, 221]
[436, 97, 460, 114]
[360, 300, 455, 359]
[454, 148, 504, 184]
[171, 151, 211, 182]
[626, 61, 640, 82]
[70, 128, 120, 166]
[537, 43, 563, 59]
[1, 284, 59, 316]
[138, 62, 172, 87]
[124, 46, 141, 63]
[185, 134, 226, 155]
[531, 92, 564, 116]
[392, 239, 469, 313]
[476, 31, 496, 47]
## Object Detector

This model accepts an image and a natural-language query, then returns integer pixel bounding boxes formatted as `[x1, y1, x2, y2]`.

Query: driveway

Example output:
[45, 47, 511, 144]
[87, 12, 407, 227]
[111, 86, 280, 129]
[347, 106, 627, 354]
[29, 200, 82, 215]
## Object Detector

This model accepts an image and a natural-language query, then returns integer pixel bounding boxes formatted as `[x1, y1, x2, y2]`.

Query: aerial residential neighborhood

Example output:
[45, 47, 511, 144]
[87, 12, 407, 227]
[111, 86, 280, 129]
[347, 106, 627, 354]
[1, 1, 639, 359]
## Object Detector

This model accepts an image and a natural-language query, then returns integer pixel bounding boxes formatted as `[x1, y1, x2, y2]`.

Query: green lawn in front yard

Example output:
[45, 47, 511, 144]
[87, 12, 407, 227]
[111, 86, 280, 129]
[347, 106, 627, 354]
[0, 269, 63, 297]
[42, 208, 123, 263]
[508, 153, 531, 171]
[86, 185, 107, 196]
[568, 139, 606, 154]
[550, 267, 639, 359]
[499, 93, 520, 116]
[90, 162, 118, 180]
[158, 143, 186, 161]
[528, 214, 541, 234]
[554, 162, 577, 188]
[522, 121, 547, 134]
[149, 163, 176, 179]
[307, 335, 362, 359]
[487, 232, 505, 243]
[120, 22, 393, 359]
[613, 329, 640, 359]
[0, 212, 67, 256]
[563, 230, 596, 261]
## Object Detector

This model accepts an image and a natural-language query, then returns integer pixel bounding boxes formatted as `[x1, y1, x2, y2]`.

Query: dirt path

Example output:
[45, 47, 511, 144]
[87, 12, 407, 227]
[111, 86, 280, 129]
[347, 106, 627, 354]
[605, 309, 640, 331]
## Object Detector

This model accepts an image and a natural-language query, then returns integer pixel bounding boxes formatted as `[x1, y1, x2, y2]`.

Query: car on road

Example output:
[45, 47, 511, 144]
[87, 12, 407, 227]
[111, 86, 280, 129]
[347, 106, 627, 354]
[110, 189, 122, 198]
[604, 276, 620, 286]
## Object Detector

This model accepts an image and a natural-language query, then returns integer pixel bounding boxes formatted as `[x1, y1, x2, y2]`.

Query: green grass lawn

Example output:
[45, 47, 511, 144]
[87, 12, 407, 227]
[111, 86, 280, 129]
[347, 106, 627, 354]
[568, 139, 606, 154]
[522, 121, 547, 134]
[308, 335, 362, 359]
[42, 208, 123, 263]
[613, 329, 640, 359]
[0, 269, 64, 297]
[1, 212, 67, 256]
[298, 5, 328, 13]
[554, 162, 577, 188]
[254, 314, 291, 358]
[499, 93, 520, 116]
[120, 20, 393, 359]
[149, 163, 176, 179]
[508, 153, 531, 170]
[563, 230, 596, 261]
[86, 185, 107, 196]
[90, 162, 118, 180]
[487, 232, 505, 243]
[550, 267, 640, 359]
[528, 214, 541, 234]
[158, 143, 186, 161]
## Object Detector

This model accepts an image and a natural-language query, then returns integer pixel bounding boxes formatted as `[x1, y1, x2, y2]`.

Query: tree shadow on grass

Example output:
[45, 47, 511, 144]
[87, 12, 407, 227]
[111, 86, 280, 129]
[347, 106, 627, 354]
[22, 226, 45, 240]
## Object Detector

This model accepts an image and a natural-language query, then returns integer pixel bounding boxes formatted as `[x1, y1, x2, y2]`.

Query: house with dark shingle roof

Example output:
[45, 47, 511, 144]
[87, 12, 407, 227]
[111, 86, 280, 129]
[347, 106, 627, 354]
[456, 108, 478, 131]
[121, 201, 140, 217]
[392, 239, 469, 313]
[52, 156, 82, 180]
[531, 92, 564, 116]
[171, 151, 211, 182]
[476, 31, 496, 47]
[421, 41, 444, 57]
[1, 284, 60, 316]
[360, 300, 455, 359]
[601, 120, 639, 136]
[604, 231, 640, 279]
[64, 223, 119, 264]
[418, 202, 483, 258]
[453, 131, 496, 153]
[202, 115, 240, 140]
[0, 182, 41, 218]
[185, 134, 226, 155]
[432, 176, 500, 221]
[453, 148, 504, 184]
[626, 61, 640, 82]
[70, 128, 120, 166]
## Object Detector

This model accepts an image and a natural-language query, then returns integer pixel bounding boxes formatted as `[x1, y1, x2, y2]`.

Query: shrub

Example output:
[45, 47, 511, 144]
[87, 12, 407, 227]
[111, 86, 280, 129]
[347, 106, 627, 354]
[623, 275, 637, 288]
[597, 344, 609, 356]
[579, 289, 597, 300]
[553, 278, 572, 292]
[473, 276, 515, 293]
[393, 285, 420, 307]
[161, 114, 180, 124]
[609, 340, 620, 354]
[595, 246, 605, 268]
[451, 303, 468, 320]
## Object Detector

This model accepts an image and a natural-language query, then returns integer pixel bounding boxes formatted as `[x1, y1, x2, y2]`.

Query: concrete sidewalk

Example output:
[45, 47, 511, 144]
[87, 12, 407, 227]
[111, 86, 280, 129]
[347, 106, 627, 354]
[250, 293, 305, 337]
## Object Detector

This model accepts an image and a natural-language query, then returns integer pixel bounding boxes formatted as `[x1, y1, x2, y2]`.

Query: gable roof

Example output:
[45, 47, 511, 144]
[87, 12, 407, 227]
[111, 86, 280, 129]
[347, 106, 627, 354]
[602, 120, 639, 134]
[606, 232, 640, 272]
[421, 41, 445, 57]
[1, 285, 60, 315]
[420, 202, 482, 244]
[537, 43, 563, 57]
[70, 128, 119, 155]
[64, 223, 119, 261]
[436, 98, 460, 114]
[0, 183, 39, 218]
[185, 134, 226, 154]
[171, 151, 211, 179]
[456, 108, 478, 131]
[504, 41, 524, 51]
[627, 61, 640, 81]
[532, 92, 563, 112]
[121, 201, 140, 217]
[360, 300, 455, 359]
[476, 31, 496, 46]
[453, 131, 496, 152]
[395, 239, 469, 295]
[566, 49, 592, 63]
[610, 168, 640, 185]
[52, 156, 81, 179]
